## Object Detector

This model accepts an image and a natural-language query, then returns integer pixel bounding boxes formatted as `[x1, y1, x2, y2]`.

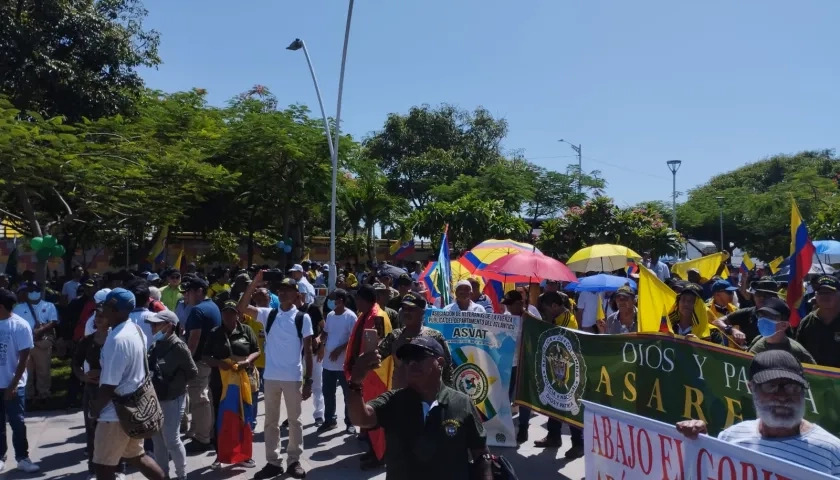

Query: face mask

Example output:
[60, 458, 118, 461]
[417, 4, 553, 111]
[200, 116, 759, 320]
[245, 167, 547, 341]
[327, 300, 336, 310]
[757, 317, 778, 337]
[151, 330, 167, 343]
[27, 292, 41, 303]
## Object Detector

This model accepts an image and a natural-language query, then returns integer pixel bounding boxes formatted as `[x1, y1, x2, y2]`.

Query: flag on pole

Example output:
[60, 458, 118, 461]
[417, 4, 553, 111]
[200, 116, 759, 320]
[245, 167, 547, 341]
[433, 226, 452, 307]
[768, 256, 784, 275]
[739, 253, 755, 275]
[389, 239, 415, 260]
[786, 198, 815, 327]
[148, 226, 169, 265]
[174, 247, 184, 272]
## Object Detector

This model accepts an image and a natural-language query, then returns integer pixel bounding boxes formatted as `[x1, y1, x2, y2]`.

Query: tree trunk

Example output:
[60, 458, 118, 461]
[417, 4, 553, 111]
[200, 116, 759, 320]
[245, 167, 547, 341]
[280, 201, 292, 268]
[16, 188, 47, 285]
[351, 226, 360, 266]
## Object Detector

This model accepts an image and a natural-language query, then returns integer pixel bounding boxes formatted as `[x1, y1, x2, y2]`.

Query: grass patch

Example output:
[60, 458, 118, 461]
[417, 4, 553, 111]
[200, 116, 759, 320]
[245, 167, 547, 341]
[27, 357, 72, 412]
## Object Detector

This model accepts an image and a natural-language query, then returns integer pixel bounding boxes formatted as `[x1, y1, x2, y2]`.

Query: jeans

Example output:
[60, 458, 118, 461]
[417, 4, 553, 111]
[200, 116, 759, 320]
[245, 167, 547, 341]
[322, 369, 350, 426]
[311, 357, 324, 421]
[0, 387, 27, 461]
[510, 366, 532, 428]
[152, 394, 188, 478]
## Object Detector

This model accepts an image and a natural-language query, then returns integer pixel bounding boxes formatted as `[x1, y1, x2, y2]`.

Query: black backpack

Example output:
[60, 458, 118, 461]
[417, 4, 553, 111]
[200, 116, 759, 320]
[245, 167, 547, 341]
[265, 308, 306, 340]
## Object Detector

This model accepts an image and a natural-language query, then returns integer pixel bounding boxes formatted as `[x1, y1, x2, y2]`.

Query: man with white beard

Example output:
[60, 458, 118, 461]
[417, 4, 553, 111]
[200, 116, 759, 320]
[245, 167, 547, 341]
[677, 350, 840, 476]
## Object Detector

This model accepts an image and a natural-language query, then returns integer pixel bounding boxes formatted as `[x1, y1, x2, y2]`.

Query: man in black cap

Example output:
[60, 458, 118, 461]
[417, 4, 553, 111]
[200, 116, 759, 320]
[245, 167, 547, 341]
[795, 275, 840, 368]
[747, 297, 814, 363]
[377, 293, 453, 389]
[181, 276, 221, 452]
[677, 350, 840, 475]
[348, 336, 492, 480]
[712, 276, 780, 347]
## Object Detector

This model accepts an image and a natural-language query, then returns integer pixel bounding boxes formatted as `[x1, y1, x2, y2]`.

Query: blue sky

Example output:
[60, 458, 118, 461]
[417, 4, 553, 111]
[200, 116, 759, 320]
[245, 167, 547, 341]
[140, 0, 839, 206]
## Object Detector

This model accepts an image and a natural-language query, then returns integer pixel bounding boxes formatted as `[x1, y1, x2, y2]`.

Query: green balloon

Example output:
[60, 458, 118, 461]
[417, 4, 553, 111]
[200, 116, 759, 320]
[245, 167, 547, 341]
[30, 237, 43, 250]
[36, 248, 51, 262]
[52, 245, 66, 257]
[43, 235, 57, 248]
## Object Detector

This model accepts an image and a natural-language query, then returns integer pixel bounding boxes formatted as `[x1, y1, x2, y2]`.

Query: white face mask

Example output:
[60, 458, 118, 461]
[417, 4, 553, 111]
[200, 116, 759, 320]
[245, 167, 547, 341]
[27, 292, 41, 303]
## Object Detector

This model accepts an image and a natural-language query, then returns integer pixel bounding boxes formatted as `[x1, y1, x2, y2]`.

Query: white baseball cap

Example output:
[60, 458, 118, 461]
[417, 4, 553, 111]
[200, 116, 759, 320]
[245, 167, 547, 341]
[288, 264, 304, 273]
[93, 288, 112, 304]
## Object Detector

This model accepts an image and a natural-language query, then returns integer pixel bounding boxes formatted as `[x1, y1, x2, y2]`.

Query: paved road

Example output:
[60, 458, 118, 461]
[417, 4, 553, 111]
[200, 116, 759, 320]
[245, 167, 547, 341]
[3, 393, 584, 479]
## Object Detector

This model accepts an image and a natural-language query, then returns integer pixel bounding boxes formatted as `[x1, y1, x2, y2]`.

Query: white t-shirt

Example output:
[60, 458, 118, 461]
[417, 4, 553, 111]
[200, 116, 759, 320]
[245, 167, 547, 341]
[129, 308, 156, 349]
[62, 280, 81, 300]
[12, 300, 58, 330]
[576, 291, 599, 328]
[254, 306, 313, 382]
[443, 301, 486, 313]
[297, 277, 316, 305]
[0, 314, 34, 389]
[323, 309, 357, 371]
[99, 320, 148, 422]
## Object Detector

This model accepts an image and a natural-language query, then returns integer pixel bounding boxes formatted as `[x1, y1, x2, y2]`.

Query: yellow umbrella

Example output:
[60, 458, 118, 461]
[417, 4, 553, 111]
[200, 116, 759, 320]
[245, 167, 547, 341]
[567, 244, 642, 273]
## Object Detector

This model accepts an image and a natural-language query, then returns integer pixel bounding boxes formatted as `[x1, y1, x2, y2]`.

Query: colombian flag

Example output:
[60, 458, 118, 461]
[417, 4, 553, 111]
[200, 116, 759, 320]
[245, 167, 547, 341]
[344, 304, 394, 461]
[626, 260, 639, 277]
[739, 253, 755, 276]
[148, 226, 168, 265]
[786, 198, 815, 327]
[216, 361, 254, 464]
[390, 239, 415, 260]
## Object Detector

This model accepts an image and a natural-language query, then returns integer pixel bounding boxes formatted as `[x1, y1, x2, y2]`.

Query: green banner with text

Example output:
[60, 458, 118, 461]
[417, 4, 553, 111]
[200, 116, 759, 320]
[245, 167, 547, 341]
[515, 315, 840, 436]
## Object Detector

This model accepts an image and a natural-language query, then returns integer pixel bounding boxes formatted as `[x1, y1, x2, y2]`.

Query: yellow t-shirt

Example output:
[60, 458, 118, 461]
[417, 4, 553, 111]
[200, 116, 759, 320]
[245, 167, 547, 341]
[346, 273, 359, 288]
[706, 300, 737, 320]
[208, 282, 230, 299]
[554, 311, 579, 329]
[242, 315, 265, 368]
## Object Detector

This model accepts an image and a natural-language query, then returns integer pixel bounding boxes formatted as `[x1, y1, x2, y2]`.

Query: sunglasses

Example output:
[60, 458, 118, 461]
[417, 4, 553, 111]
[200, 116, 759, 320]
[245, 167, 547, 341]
[756, 382, 804, 395]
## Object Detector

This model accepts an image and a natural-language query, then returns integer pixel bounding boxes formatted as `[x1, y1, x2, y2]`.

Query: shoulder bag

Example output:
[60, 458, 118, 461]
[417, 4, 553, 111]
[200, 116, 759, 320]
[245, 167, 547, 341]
[111, 323, 164, 439]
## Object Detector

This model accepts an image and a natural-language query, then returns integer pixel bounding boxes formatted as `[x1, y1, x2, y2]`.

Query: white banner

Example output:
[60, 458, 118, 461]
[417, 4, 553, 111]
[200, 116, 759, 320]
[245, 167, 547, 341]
[582, 400, 834, 480]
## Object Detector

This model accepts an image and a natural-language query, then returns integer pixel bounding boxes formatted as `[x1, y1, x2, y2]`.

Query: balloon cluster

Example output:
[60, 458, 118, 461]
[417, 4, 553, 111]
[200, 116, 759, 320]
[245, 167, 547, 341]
[30, 235, 66, 262]
[276, 237, 293, 254]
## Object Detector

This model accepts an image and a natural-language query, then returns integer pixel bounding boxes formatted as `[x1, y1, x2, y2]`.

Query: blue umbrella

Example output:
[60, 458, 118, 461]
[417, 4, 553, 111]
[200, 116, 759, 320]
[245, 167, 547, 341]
[813, 240, 840, 264]
[566, 274, 637, 293]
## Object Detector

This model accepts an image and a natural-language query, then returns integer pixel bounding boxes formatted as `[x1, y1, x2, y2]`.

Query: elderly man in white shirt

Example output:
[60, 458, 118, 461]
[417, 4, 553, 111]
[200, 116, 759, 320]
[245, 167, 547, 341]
[443, 280, 487, 313]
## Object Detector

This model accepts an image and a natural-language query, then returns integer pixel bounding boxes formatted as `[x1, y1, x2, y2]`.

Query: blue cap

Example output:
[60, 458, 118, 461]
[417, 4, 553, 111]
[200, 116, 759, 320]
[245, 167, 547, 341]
[711, 280, 737, 293]
[105, 287, 136, 312]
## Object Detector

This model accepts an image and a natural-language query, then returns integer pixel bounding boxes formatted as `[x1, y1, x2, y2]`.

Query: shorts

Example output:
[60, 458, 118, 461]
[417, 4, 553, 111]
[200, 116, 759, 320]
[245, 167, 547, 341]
[92, 421, 145, 466]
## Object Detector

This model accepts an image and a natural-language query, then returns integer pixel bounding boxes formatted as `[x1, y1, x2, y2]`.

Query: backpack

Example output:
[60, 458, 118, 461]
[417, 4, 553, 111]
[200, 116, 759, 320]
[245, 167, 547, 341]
[266, 308, 305, 340]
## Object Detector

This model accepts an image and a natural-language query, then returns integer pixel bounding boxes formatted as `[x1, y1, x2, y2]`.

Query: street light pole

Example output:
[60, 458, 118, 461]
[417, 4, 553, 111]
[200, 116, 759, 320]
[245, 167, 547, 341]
[715, 196, 725, 252]
[287, 0, 355, 292]
[666, 160, 682, 231]
[559, 139, 583, 195]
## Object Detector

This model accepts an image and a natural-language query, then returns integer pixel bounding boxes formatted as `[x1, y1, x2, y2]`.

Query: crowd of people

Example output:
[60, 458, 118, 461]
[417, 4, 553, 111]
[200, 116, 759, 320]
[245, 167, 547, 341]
[0, 249, 838, 478]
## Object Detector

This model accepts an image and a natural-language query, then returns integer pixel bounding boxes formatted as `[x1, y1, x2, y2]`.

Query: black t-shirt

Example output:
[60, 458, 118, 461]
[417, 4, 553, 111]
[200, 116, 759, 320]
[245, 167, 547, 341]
[205, 322, 260, 361]
[369, 386, 486, 480]
[73, 334, 104, 371]
[303, 303, 324, 338]
[725, 307, 759, 345]
[795, 312, 840, 368]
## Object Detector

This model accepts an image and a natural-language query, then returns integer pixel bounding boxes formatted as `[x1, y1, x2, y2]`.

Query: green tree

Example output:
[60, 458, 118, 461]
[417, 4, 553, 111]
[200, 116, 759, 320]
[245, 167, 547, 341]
[525, 164, 605, 234]
[0, 0, 161, 120]
[676, 150, 839, 257]
[365, 104, 508, 208]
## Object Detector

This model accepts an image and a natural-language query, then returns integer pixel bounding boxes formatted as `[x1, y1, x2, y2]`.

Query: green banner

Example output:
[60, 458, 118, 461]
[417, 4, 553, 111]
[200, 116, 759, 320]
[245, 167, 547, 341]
[515, 316, 840, 436]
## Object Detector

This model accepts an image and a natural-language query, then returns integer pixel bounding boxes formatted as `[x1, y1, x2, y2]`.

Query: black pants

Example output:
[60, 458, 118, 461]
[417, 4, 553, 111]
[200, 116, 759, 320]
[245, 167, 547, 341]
[546, 418, 583, 446]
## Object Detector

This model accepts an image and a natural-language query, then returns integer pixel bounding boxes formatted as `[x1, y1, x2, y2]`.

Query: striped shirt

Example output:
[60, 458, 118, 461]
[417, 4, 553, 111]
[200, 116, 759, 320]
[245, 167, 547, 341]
[718, 420, 840, 476]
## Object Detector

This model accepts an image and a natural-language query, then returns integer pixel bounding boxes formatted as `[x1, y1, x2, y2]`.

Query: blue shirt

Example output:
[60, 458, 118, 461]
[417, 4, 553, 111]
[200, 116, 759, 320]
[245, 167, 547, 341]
[269, 293, 280, 310]
[184, 299, 221, 360]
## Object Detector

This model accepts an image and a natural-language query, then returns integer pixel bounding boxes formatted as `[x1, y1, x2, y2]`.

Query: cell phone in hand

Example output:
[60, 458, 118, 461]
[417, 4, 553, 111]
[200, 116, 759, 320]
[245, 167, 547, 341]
[363, 328, 378, 353]
[263, 270, 284, 282]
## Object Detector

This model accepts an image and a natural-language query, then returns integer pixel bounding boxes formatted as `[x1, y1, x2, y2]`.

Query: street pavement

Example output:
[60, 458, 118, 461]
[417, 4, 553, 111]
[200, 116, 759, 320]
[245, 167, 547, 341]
[3, 392, 585, 479]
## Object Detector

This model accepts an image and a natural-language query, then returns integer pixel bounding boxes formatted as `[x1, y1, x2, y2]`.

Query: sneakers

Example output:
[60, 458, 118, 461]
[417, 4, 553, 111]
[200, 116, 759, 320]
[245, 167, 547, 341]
[16, 458, 40, 473]
[254, 463, 285, 479]
[345, 425, 357, 435]
[0, 460, 5, 473]
[314, 418, 324, 428]
[316, 421, 338, 433]
[287, 461, 306, 479]
[238, 458, 256, 468]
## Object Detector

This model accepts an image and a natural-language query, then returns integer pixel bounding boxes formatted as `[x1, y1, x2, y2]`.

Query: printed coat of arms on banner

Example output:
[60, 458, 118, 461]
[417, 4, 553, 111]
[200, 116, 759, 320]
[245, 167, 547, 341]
[535, 327, 587, 415]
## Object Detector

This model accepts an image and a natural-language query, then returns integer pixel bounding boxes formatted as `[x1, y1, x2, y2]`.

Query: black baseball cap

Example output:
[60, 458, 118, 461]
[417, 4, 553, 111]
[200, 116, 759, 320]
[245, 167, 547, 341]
[396, 336, 445, 361]
[401, 292, 427, 309]
[501, 291, 522, 305]
[749, 350, 809, 388]
[180, 276, 209, 292]
[750, 277, 780, 296]
[815, 275, 840, 292]
[396, 274, 412, 286]
[678, 283, 703, 298]
[757, 297, 791, 320]
[82, 278, 96, 288]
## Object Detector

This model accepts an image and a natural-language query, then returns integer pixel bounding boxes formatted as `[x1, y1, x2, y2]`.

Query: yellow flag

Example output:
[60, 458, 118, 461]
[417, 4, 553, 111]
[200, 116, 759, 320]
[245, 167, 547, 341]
[596, 294, 606, 321]
[174, 248, 184, 271]
[671, 252, 729, 282]
[768, 256, 784, 274]
[638, 266, 674, 333]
